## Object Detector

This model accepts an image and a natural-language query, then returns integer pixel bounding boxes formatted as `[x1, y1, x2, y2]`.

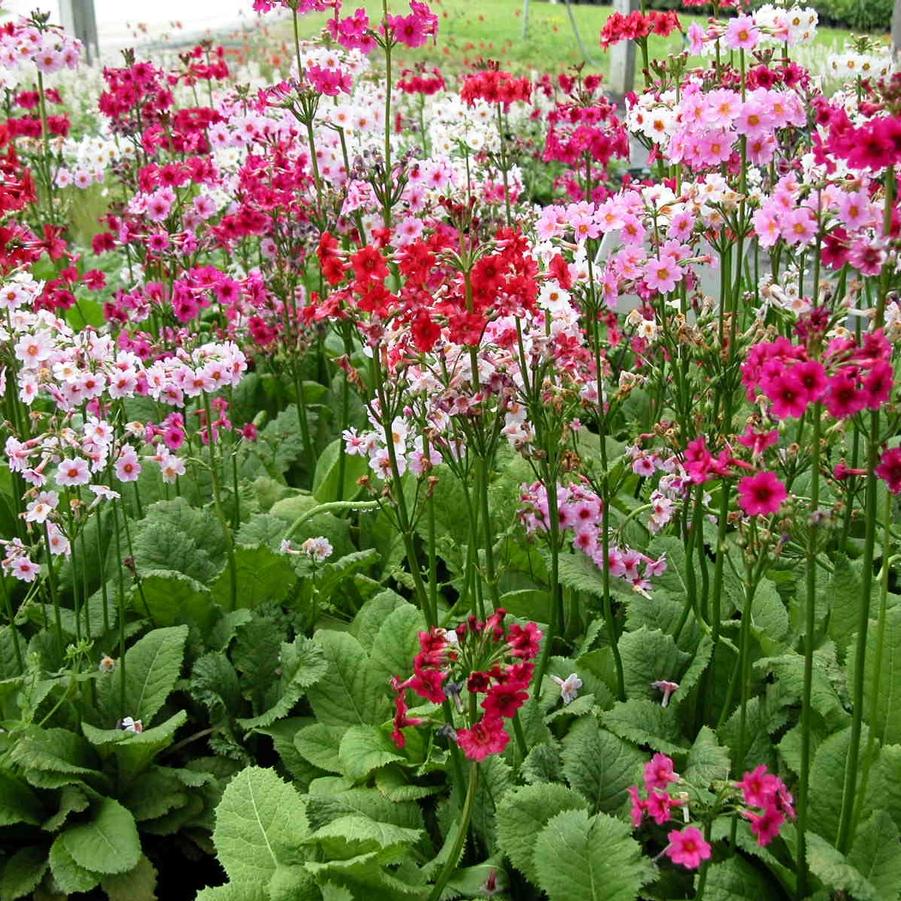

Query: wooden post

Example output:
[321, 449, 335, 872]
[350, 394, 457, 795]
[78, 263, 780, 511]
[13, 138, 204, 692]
[522, 0, 531, 40]
[608, 0, 638, 98]
[59, 0, 99, 65]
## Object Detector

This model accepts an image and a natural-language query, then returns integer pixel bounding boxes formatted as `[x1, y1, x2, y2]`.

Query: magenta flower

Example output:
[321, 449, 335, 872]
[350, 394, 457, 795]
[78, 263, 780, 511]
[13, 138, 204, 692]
[665, 827, 712, 870]
[737, 471, 787, 516]
[644, 753, 678, 792]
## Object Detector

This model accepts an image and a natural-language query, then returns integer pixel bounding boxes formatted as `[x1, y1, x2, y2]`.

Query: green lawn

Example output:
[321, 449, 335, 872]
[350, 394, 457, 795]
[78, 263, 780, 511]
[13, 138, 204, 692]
[278, 0, 886, 78]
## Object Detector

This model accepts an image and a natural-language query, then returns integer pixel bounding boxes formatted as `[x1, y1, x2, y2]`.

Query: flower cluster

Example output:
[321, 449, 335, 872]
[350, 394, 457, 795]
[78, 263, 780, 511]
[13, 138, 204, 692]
[390, 610, 541, 759]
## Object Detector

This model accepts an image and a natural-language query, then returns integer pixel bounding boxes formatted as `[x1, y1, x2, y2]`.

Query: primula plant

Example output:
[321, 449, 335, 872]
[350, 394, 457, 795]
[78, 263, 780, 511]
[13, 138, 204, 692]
[0, 0, 900, 898]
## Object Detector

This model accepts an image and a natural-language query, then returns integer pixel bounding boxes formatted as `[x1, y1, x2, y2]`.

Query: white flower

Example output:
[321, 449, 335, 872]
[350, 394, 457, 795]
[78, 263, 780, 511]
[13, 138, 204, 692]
[551, 673, 583, 705]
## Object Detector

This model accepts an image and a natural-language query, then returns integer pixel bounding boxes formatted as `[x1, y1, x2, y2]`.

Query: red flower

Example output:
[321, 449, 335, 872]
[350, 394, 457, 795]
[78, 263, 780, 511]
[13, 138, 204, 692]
[737, 471, 787, 517]
[457, 715, 509, 761]
[482, 682, 528, 720]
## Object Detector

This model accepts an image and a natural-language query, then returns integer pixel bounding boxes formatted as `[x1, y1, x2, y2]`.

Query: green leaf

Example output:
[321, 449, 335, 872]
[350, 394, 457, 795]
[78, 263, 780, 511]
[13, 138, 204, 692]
[131, 518, 219, 584]
[701, 855, 783, 900]
[43, 784, 89, 832]
[556, 553, 605, 598]
[295, 723, 346, 774]
[561, 717, 644, 813]
[101, 856, 158, 901]
[864, 744, 901, 831]
[196, 883, 267, 901]
[848, 605, 901, 744]
[308, 814, 422, 859]
[807, 833, 879, 900]
[0, 846, 47, 901]
[338, 725, 405, 783]
[619, 627, 689, 699]
[118, 625, 188, 724]
[312, 438, 368, 503]
[809, 726, 856, 843]
[211, 544, 298, 609]
[82, 710, 187, 781]
[750, 579, 790, 645]
[10, 727, 102, 788]
[306, 630, 389, 727]
[351, 590, 408, 652]
[49, 837, 101, 894]
[532, 808, 654, 901]
[602, 699, 686, 754]
[213, 766, 309, 885]
[848, 810, 901, 901]
[132, 570, 216, 630]
[0, 769, 43, 826]
[237, 637, 328, 731]
[684, 726, 731, 786]
[60, 797, 141, 875]
[368, 604, 424, 686]
[496, 783, 588, 884]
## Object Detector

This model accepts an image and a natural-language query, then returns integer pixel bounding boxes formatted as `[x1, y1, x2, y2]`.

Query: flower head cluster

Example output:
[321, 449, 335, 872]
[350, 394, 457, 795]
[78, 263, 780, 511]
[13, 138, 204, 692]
[599, 10, 680, 50]
[520, 481, 667, 595]
[390, 610, 541, 759]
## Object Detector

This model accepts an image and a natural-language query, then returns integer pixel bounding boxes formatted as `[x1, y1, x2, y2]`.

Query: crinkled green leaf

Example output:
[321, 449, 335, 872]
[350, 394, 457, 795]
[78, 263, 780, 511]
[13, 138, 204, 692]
[602, 699, 686, 754]
[237, 636, 328, 731]
[49, 837, 101, 895]
[213, 766, 309, 885]
[103, 625, 188, 725]
[306, 630, 389, 727]
[132, 570, 216, 630]
[848, 810, 901, 901]
[0, 768, 43, 826]
[368, 604, 424, 686]
[807, 833, 878, 900]
[533, 808, 654, 901]
[618, 627, 689, 700]
[561, 717, 644, 813]
[295, 723, 346, 774]
[212, 544, 298, 609]
[0, 846, 47, 901]
[100, 855, 158, 901]
[848, 605, 901, 744]
[60, 797, 140, 876]
[684, 726, 730, 786]
[496, 783, 588, 884]
[337, 725, 404, 783]
[701, 854, 783, 900]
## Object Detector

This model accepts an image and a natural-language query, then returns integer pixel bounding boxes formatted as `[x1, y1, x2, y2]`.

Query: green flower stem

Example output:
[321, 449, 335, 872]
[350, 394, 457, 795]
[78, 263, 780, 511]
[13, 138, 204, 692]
[42, 523, 64, 653]
[796, 401, 822, 899]
[836, 165, 894, 853]
[282, 500, 379, 542]
[203, 393, 238, 611]
[428, 761, 479, 901]
[851, 488, 893, 833]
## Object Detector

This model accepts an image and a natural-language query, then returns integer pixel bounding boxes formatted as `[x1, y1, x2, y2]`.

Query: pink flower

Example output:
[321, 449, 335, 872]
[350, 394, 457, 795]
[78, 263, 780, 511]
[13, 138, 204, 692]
[737, 471, 787, 516]
[646, 789, 682, 825]
[56, 457, 91, 487]
[737, 765, 780, 808]
[725, 15, 759, 51]
[643, 257, 683, 294]
[457, 716, 510, 761]
[746, 805, 785, 846]
[761, 370, 809, 420]
[644, 753, 678, 792]
[876, 447, 901, 494]
[665, 826, 712, 870]
[114, 448, 142, 483]
[627, 785, 645, 828]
